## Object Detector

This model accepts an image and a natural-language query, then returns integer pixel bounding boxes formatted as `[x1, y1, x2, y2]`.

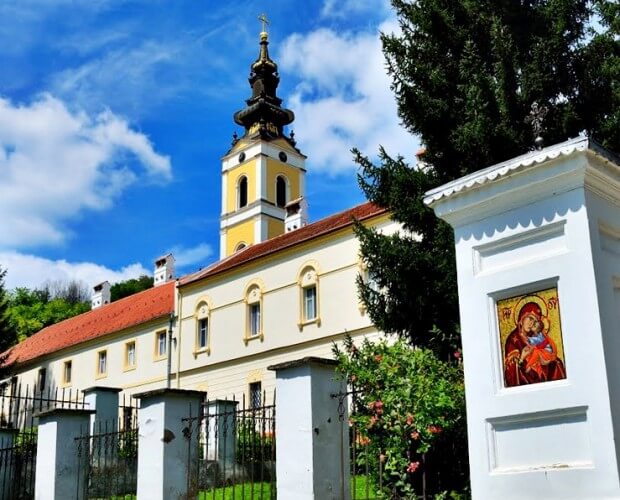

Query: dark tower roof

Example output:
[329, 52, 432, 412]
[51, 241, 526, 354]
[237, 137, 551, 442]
[233, 30, 295, 141]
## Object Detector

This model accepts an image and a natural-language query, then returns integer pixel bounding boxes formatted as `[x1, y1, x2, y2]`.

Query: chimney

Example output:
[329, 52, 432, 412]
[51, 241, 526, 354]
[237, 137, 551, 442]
[91, 281, 111, 309]
[154, 253, 175, 286]
[285, 197, 308, 233]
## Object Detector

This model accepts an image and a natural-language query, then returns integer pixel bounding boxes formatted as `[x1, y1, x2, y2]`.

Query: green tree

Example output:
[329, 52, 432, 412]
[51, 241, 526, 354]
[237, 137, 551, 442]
[334, 337, 467, 498]
[7, 287, 90, 341]
[356, 0, 619, 353]
[110, 275, 154, 302]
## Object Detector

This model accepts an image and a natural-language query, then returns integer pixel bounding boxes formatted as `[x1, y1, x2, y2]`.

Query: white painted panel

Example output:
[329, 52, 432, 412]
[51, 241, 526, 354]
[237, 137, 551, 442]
[487, 407, 592, 473]
[473, 221, 567, 275]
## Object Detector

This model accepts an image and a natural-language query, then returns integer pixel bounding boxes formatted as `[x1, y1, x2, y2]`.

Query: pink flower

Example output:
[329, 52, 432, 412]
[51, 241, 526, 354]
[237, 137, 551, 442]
[406, 414, 414, 425]
[454, 351, 461, 359]
[406, 461, 420, 473]
[375, 354, 383, 362]
[428, 425, 442, 434]
[410, 431, 420, 440]
[368, 416, 378, 428]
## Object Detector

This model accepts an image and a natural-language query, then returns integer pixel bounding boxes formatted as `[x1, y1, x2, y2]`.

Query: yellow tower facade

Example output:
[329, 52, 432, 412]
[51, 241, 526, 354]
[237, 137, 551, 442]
[220, 27, 306, 258]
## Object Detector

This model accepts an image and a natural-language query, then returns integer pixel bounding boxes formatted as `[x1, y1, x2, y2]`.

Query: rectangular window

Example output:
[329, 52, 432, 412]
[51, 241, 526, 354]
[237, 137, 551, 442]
[63, 361, 72, 385]
[98, 351, 107, 376]
[249, 303, 261, 337]
[198, 318, 208, 349]
[249, 381, 262, 409]
[126, 342, 136, 368]
[37, 368, 46, 392]
[157, 331, 167, 357]
[303, 285, 317, 320]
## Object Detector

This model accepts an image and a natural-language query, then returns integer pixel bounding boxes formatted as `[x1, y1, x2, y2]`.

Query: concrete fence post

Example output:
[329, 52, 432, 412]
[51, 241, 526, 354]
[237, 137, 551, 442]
[205, 399, 238, 466]
[0, 428, 19, 499]
[83, 386, 122, 433]
[34, 408, 95, 500]
[134, 388, 205, 500]
[269, 357, 350, 500]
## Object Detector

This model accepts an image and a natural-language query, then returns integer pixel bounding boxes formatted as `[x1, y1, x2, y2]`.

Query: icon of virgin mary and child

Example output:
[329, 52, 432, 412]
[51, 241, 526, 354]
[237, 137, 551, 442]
[504, 299, 566, 387]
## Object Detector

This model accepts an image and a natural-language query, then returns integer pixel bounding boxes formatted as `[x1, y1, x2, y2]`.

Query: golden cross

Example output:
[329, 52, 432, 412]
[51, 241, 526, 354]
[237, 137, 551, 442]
[258, 13, 270, 33]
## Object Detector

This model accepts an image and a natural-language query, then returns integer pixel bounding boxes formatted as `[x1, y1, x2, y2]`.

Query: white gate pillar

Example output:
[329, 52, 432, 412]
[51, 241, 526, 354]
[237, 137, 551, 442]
[134, 388, 204, 500]
[83, 386, 122, 433]
[269, 357, 350, 500]
[34, 408, 95, 500]
[424, 137, 620, 499]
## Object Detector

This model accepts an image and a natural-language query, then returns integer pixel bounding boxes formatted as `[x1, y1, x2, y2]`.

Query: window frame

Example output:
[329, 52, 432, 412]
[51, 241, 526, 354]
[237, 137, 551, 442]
[244, 282, 264, 343]
[37, 368, 47, 392]
[194, 299, 212, 355]
[297, 263, 321, 329]
[96, 350, 108, 378]
[124, 340, 137, 371]
[275, 175, 288, 208]
[249, 381, 262, 410]
[62, 360, 72, 386]
[237, 175, 248, 209]
[154, 330, 168, 361]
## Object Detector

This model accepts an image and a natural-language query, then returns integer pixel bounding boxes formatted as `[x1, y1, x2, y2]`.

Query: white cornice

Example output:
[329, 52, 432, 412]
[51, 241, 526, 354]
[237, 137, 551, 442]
[424, 137, 618, 206]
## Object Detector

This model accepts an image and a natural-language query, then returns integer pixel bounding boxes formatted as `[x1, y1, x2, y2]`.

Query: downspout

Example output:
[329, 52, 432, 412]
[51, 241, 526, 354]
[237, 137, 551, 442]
[175, 280, 183, 388]
[166, 311, 175, 389]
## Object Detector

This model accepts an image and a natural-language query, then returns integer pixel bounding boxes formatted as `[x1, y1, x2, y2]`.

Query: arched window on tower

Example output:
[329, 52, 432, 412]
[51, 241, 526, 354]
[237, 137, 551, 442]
[238, 176, 248, 208]
[276, 175, 287, 208]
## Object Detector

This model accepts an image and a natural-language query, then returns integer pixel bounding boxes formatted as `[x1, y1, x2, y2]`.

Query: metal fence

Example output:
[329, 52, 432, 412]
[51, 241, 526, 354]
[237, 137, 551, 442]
[0, 383, 87, 500]
[74, 397, 139, 499]
[182, 392, 276, 499]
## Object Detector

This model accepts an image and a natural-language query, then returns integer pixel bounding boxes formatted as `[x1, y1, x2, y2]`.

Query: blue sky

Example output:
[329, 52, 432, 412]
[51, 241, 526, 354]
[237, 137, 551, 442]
[0, 0, 419, 290]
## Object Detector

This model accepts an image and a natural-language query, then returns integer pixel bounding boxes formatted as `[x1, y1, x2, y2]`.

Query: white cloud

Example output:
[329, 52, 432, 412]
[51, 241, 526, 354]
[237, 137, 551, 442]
[170, 243, 213, 269]
[279, 20, 419, 175]
[0, 251, 149, 291]
[0, 94, 171, 249]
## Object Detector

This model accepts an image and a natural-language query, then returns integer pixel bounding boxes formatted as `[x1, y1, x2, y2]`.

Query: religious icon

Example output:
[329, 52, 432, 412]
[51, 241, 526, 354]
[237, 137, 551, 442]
[497, 287, 567, 388]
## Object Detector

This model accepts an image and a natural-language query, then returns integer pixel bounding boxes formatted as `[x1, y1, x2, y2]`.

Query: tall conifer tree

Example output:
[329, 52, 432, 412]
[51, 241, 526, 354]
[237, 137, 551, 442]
[356, 0, 619, 354]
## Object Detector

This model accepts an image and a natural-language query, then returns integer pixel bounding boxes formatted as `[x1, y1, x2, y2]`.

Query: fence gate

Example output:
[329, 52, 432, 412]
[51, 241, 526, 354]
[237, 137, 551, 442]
[75, 397, 139, 499]
[0, 383, 87, 500]
[183, 392, 276, 499]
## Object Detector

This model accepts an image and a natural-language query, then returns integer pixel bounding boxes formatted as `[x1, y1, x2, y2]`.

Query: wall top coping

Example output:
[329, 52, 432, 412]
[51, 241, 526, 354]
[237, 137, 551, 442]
[34, 408, 96, 419]
[133, 388, 206, 401]
[423, 136, 619, 207]
[83, 386, 122, 394]
[268, 356, 339, 372]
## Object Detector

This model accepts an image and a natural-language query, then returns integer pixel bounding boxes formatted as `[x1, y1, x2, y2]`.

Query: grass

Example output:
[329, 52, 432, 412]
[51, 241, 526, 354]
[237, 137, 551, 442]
[194, 476, 379, 500]
[198, 482, 274, 500]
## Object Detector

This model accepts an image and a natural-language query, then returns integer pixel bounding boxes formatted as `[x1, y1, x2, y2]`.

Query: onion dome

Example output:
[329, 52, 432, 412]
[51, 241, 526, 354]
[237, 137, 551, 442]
[233, 28, 295, 140]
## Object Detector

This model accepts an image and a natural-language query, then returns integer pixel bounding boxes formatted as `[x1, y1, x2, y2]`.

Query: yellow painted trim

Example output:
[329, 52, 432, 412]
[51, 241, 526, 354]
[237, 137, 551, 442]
[95, 349, 108, 379]
[153, 330, 168, 362]
[297, 263, 321, 330]
[61, 358, 73, 387]
[123, 339, 137, 372]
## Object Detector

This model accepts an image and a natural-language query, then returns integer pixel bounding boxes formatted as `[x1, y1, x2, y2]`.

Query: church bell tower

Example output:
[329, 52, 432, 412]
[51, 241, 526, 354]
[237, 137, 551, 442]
[219, 18, 307, 259]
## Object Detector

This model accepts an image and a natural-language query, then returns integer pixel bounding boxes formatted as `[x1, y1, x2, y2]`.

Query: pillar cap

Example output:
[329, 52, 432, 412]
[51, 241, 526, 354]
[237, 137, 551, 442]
[133, 388, 206, 401]
[83, 386, 122, 394]
[34, 408, 95, 418]
[268, 356, 338, 372]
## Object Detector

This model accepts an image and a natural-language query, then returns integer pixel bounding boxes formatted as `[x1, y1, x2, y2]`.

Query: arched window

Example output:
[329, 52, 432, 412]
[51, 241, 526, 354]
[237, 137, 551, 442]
[235, 242, 247, 252]
[298, 264, 320, 328]
[244, 282, 264, 343]
[238, 176, 248, 208]
[276, 175, 287, 207]
[195, 300, 211, 353]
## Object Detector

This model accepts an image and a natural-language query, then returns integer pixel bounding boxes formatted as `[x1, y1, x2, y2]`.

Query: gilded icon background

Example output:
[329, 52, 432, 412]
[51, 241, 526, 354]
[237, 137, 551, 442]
[497, 287, 567, 387]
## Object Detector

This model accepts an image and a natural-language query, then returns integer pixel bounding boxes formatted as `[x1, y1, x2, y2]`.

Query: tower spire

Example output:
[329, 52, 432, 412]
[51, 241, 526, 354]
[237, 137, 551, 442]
[233, 15, 294, 141]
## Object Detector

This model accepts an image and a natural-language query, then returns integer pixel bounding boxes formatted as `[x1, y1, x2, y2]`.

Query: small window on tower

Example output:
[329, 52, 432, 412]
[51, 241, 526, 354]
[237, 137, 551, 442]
[238, 176, 248, 208]
[276, 175, 287, 207]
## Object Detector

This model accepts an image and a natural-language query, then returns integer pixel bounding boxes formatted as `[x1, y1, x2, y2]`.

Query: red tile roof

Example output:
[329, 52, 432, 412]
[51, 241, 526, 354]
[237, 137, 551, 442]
[180, 201, 387, 286]
[7, 281, 175, 367]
